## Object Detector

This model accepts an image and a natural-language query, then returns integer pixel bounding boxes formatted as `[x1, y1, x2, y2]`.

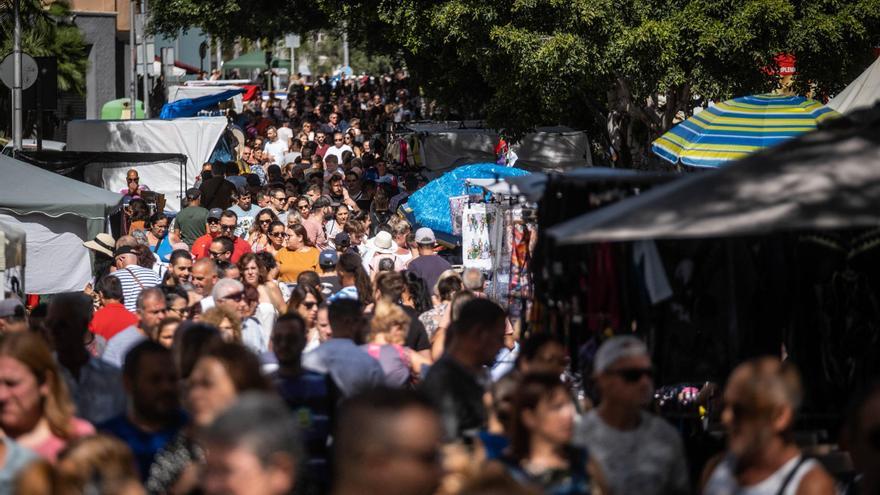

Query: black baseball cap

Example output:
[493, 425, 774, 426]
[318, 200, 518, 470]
[113, 245, 136, 258]
[334, 232, 351, 248]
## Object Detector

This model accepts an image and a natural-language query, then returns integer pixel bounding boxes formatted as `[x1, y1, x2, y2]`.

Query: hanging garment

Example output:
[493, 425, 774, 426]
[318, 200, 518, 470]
[632, 240, 673, 305]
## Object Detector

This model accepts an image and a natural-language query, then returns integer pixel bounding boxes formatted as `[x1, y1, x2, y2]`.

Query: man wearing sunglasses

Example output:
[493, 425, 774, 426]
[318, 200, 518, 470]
[193, 210, 252, 263]
[575, 336, 689, 495]
[703, 358, 835, 495]
[120, 168, 150, 201]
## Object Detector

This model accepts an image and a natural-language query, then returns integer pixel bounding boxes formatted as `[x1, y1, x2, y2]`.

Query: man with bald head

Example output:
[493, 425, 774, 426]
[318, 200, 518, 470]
[110, 245, 160, 312]
[102, 288, 166, 368]
[702, 357, 835, 495]
[192, 258, 219, 311]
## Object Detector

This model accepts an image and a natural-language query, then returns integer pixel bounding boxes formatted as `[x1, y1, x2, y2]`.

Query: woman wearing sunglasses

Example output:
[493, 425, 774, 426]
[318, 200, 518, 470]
[264, 221, 288, 256]
[246, 208, 279, 253]
[145, 213, 174, 263]
[286, 284, 323, 351]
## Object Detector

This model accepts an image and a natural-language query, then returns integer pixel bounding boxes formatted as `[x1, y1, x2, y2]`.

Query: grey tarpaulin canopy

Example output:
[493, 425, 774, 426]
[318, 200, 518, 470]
[0, 154, 121, 293]
[548, 105, 880, 244]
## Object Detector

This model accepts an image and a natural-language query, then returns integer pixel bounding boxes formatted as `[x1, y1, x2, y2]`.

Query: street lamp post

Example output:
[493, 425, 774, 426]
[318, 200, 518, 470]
[12, 0, 22, 152]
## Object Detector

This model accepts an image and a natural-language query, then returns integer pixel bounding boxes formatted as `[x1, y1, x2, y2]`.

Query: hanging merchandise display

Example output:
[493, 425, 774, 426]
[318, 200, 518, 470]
[448, 195, 471, 236]
[462, 202, 502, 271]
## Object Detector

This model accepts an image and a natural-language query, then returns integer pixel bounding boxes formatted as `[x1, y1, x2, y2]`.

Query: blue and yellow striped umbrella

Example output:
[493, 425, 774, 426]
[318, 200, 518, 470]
[652, 94, 838, 168]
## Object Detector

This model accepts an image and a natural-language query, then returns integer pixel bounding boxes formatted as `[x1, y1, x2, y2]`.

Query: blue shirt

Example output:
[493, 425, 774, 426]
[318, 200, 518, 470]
[99, 410, 188, 480]
[302, 339, 385, 398]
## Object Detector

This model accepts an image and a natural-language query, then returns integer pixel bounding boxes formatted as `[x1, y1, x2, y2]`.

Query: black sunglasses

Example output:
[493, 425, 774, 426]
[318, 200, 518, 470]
[222, 291, 244, 302]
[209, 250, 228, 258]
[220, 225, 235, 231]
[302, 301, 317, 309]
[127, 178, 139, 183]
[259, 219, 273, 224]
[207, 218, 220, 225]
[608, 367, 654, 383]
[271, 232, 288, 238]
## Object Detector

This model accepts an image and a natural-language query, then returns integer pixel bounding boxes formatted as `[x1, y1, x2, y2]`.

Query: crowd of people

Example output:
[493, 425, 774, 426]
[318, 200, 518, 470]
[0, 73, 877, 495]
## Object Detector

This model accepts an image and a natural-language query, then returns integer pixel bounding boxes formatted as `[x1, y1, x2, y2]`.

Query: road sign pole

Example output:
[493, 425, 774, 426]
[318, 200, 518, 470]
[129, 0, 137, 119]
[141, 0, 150, 118]
[12, 0, 22, 152]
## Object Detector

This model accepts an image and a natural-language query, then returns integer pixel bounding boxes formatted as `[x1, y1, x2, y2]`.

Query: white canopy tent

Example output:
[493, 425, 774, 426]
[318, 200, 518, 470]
[827, 56, 880, 114]
[0, 220, 25, 300]
[66, 117, 229, 211]
[0, 154, 120, 294]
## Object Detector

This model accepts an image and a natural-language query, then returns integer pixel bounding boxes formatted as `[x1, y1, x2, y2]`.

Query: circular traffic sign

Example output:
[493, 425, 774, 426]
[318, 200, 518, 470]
[0, 53, 39, 91]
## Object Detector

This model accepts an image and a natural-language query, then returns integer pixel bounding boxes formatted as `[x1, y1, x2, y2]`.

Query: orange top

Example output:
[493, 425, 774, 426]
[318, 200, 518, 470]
[275, 247, 319, 283]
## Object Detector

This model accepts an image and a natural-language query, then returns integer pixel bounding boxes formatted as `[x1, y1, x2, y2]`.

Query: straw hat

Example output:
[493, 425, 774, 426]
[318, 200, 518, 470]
[83, 233, 116, 258]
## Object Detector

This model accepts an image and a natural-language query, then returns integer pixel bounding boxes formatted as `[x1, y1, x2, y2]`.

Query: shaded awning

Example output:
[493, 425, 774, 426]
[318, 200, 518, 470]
[549, 106, 880, 244]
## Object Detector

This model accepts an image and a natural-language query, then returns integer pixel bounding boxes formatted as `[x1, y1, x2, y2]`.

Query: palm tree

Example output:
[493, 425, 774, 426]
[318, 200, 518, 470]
[0, 0, 88, 140]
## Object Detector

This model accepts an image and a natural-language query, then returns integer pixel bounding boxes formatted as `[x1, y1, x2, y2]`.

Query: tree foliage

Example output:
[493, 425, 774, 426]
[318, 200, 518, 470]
[149, 0, 880, 166]
[0, 0, 88, 95]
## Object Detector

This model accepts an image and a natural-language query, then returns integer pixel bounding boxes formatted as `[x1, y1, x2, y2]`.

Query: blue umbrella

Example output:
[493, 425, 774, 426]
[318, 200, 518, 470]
[405, 163, 531, 235]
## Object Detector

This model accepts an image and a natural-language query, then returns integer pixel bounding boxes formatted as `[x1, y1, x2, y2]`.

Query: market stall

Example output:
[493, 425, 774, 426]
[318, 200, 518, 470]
[0, 154, 120, 294]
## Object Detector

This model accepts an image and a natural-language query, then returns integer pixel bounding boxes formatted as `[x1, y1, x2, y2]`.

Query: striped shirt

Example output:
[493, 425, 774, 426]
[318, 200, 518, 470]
[111, 265, 160, 312]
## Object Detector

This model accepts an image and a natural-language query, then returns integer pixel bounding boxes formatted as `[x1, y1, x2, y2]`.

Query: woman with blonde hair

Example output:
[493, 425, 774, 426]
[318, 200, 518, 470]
[199, 306, 242, 344]
[364, 301, 432, 386]
[0, 333, 95, 462]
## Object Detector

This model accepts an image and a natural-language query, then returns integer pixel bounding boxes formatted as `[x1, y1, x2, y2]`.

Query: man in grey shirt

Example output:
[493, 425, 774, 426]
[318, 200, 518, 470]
[302, 299, 384, 398]
[574, 336, 689, 495]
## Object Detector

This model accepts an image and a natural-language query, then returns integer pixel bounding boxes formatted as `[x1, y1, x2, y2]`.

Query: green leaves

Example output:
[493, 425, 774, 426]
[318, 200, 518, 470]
[147, 0, 880, 165]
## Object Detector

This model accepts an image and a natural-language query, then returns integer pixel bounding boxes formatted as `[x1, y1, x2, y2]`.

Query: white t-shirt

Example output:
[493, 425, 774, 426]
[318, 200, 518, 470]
[277, 126, 294, 145]
[325, 144, 352, 164]
[264, 139, 289, 165]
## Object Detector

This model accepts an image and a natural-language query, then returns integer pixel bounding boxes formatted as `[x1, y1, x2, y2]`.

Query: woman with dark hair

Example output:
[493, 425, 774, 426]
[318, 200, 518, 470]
[402, 271, 432, 314]
[264, 220, 287, 256]
[501, 373, 606, 495]
[419, 270, 463, 340]
[238, 253, 285, 336]
[246, 208, 279, 253]
[126, 198, 150, 235]
[332, 251, 373, 306]
[145, 212, 173, 262]
[287, 283, 324, 351]
[147, 342, 270, 493]
[275, 223, 319, 283]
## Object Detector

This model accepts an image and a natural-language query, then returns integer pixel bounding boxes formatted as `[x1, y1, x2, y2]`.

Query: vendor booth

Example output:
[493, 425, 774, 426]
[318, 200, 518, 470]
[537, 106, 880, 445]
[0, 220, 25, 300]
[0, 154, 120, 294]
[15, 151, 187, 216]
[66, 117, 233, 211]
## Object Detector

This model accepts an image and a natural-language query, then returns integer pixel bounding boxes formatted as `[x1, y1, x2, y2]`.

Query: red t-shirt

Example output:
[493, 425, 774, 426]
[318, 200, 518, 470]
[194, 234, 253, 263]
[89, 302, 139, 341]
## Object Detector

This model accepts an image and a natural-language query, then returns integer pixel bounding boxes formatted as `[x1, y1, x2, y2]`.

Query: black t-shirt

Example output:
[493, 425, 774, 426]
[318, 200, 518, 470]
[401, 305, 430, 352]
[420, 356, 486, 441]
[199, 176, 235, 210]
[318, 275, 342, 298]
